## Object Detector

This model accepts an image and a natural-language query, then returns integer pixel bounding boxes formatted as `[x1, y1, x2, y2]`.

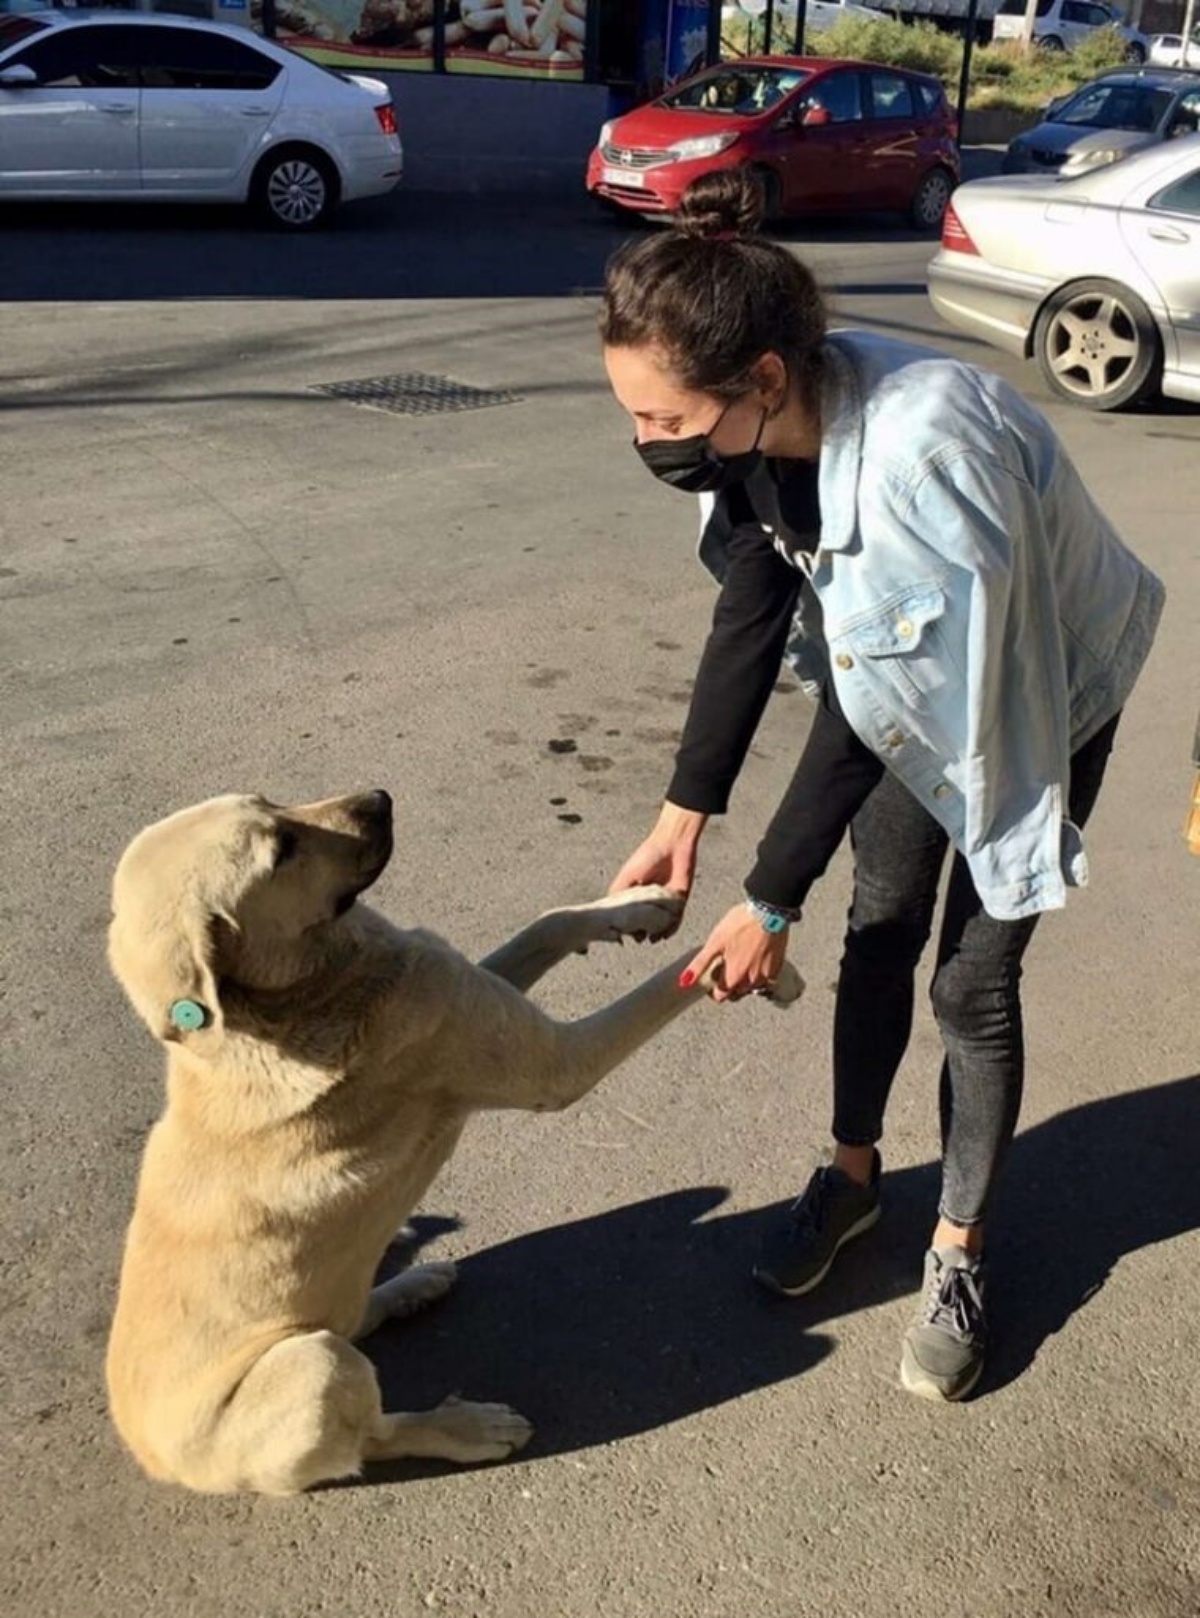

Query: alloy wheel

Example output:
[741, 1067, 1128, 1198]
[1041, 290, 1142, 401]
[265, 159, 328, 228]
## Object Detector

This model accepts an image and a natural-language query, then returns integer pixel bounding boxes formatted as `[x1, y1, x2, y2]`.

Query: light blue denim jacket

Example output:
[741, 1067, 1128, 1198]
[697, 330, 1165, 921]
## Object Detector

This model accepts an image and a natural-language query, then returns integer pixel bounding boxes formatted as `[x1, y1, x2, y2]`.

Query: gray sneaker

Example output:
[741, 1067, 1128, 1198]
[753, 1151, 882, 1297]
[900, 1245, 987, 1402]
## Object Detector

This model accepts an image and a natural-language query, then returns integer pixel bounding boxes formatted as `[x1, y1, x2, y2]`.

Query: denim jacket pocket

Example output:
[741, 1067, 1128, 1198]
[843, 585, 955, 712]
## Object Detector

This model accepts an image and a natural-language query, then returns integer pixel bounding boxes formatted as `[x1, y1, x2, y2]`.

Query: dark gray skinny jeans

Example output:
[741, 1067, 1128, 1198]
[832, 713, 1121, 1227]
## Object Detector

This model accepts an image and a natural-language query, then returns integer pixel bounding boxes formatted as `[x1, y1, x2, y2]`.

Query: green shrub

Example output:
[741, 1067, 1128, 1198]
[719, 10, 1135, 114]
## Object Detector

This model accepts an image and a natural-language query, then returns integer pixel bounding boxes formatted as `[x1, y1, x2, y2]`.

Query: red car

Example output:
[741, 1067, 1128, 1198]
[586, 56, 959, 230]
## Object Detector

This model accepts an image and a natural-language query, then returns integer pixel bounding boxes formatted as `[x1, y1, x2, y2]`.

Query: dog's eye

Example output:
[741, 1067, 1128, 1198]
[273, 830, 299, 868]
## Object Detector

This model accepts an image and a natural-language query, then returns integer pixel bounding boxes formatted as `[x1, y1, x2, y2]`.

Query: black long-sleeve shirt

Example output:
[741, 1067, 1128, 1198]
[665, 462, 884, 915]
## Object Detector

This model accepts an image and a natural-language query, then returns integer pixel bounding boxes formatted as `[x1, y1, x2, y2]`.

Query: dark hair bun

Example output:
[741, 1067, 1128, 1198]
[676, 169, 766, 241]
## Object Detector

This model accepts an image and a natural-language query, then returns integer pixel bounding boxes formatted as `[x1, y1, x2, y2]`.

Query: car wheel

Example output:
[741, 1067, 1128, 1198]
[1124, 40, 1146, 62]
[910, 166, 954, 232]
[252, 146, 339, 231]
[1033, 278, 1162, 410]
[1038, 33, 1066, 49]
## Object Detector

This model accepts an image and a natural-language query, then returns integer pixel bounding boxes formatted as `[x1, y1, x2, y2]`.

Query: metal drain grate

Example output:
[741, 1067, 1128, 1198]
[310, 372, 521, 416]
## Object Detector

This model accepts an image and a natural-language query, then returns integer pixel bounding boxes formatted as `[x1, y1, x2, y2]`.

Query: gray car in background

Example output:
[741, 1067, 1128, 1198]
[1003, 67, 1200, 177]
[927, 134, 1200, 410]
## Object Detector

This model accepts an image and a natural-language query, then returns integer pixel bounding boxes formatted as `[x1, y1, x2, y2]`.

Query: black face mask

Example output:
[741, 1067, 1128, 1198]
[635, 402, 768, 494]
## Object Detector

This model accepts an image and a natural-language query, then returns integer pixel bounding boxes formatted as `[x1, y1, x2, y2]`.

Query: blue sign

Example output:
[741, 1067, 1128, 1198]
[665, 0, 711, 82]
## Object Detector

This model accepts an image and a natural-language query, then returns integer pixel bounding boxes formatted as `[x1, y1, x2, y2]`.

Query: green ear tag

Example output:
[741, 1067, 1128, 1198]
[169, 998, 208, 1033]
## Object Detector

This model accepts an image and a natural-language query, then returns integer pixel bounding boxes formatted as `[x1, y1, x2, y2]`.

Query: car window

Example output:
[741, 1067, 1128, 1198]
[1056, 82, 1172, 129]
[1149, 165, 1200, 215]
[1084, 3, 1113, 23]
[1167, 89, 1200, 137]
[9, 26, 144, 88]
[129, 26, 281, 90]
[867, 72, 915, 121]
[805, 71, 862, 123]
[999, 0, 1052, 13]
[914, 80, 946, 118]
[658, 64, 811, 116]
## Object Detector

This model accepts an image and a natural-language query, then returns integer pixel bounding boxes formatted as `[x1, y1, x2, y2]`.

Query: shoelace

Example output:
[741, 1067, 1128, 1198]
[788, 1170, 830, 1239]
[922, 1259, 984, 1340]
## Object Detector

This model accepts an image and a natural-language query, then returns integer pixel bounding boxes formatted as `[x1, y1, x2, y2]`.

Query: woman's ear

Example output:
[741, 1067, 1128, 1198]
[752, 351, 790, 414]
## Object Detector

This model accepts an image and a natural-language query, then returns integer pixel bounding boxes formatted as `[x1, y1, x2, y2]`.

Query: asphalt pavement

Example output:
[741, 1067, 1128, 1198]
[2, 182, 1198, 1618]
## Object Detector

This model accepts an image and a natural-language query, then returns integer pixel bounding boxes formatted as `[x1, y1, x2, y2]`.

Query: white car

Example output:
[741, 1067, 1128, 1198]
[928, 133, 1200, 410]
[1149, 24, 1200, 67]
[992, 0, 1149, 61]
[0, 11, 402, 228]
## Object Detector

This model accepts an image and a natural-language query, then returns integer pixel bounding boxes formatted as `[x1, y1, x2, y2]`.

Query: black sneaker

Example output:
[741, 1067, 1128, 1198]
[899, 1246, 987, 1402]
[753, 1150, 882, 1297]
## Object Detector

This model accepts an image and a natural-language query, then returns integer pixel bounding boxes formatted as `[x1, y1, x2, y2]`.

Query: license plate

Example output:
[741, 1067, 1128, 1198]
[602, 166, 644, 188]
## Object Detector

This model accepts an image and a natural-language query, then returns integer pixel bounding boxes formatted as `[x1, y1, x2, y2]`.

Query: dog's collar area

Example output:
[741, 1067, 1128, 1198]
[169, 998, 210, 1033]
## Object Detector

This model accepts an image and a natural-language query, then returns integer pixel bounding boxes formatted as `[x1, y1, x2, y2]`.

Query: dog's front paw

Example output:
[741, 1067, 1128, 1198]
[432, 1395, 534, 1464]
[588, 885, 684, 945]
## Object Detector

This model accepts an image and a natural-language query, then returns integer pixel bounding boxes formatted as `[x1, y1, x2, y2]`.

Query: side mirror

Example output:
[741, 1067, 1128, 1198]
[1045, 95, 1068, 119]
[0, 65, 38, 87]
[802, 105, 832, 128]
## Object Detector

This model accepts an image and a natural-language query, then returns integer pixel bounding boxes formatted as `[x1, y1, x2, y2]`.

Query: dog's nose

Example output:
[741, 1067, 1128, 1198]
[350, 789, 392, 825]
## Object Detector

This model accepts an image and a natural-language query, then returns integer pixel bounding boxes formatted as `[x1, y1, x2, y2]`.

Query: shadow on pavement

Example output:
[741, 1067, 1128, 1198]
[0, 183, 957, 303]
[357, 1071, 1198, 1476]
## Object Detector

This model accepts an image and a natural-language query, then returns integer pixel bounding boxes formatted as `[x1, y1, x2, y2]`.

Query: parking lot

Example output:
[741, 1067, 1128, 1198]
[2, 183, 1199, 1617]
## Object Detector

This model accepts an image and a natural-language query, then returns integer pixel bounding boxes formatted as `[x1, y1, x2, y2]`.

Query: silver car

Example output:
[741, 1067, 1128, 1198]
[927, 134, 1200, 410]
[1003, 68, 1200, 178]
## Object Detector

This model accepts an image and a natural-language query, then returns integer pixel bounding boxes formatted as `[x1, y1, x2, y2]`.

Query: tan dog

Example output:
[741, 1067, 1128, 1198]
[106, 789, 800, 1496]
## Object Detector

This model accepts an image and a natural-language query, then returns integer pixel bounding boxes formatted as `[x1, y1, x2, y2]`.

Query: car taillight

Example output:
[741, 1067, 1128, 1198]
[941, 202, 978, 255]
[375, 103, 398, 137]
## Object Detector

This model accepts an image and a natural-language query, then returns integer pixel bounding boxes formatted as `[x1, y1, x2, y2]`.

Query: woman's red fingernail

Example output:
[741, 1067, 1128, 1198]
[679, 970, 696, 989]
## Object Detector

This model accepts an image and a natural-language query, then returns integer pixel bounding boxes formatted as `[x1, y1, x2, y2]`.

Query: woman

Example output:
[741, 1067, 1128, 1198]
[602, 170, 1164, 1402]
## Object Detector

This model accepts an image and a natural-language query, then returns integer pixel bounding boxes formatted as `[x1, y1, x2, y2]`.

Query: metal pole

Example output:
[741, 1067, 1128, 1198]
[1020, 0, 1040, 47]
[793, 0, 810, 53]
[1181, 0, 1199, 67]
[955, 0, 982, 144]
[706, 0, 724, 65]
[764, 0, 776, 53]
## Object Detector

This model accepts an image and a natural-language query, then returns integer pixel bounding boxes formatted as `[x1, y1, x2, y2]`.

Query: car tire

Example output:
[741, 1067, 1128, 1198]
[1033, 278, 1162, 411]
[1038, 33, 1066, 49]
[910, 166, 954, 232]
[1124, 40, 1146, 62]
[252, 146, 339, 232]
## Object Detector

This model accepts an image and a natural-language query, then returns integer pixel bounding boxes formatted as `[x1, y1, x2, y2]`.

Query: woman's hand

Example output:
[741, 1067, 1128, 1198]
[681, 903, 791, 1003]
[608, 802, 708, 901]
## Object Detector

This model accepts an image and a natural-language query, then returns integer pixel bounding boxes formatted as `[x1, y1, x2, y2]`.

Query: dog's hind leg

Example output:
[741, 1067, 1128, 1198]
[204, 1331, 530, 1493]
[478, 884, 684, 992]
[354, 1261, 458, 1340]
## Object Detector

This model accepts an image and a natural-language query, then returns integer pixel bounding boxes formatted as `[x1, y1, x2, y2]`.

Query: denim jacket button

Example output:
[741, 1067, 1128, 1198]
[933, 782, 952, 799]
[835, 653, 854, 670]
[896, 618, 915, 639]
[885, 730, 905, 749]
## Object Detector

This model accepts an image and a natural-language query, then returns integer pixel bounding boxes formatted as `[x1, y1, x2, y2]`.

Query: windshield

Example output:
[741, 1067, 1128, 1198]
[1055, 82, 1173, 130]
[659, 64, 811, 116]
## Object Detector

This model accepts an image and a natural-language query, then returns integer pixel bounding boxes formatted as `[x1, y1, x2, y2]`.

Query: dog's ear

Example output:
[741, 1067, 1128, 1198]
[109, 890, 227, 1058]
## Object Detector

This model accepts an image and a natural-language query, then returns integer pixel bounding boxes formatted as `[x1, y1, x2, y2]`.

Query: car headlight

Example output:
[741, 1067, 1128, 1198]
[599, 121, 614, 147]
[668, 132, 740, 161]
[1062, 147, 1124, 174]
